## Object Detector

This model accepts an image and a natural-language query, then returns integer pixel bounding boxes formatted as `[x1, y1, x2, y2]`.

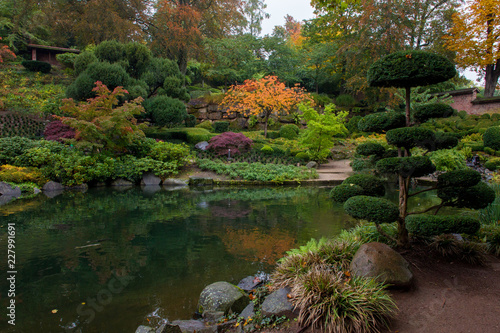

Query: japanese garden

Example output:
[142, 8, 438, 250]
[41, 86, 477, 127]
[1, 0, 500, 332]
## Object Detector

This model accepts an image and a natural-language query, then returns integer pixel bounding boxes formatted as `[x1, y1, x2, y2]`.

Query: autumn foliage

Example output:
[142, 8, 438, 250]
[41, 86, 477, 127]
[0, 38, 16, 64]
[220, 76, 312, 137]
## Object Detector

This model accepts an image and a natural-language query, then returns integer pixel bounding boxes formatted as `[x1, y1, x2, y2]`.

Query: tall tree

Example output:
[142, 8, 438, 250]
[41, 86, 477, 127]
[241, 0, 269, 36]
[445, 0, 500, 97]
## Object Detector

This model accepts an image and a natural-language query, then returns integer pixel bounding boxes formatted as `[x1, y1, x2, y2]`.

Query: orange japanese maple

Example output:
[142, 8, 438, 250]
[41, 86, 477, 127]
[220, 76, 312, 137]
[0, 38, 16, 64]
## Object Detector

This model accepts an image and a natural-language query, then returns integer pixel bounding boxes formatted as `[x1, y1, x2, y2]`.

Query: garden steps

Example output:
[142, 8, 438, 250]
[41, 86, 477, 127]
[312, 159, 353, 182]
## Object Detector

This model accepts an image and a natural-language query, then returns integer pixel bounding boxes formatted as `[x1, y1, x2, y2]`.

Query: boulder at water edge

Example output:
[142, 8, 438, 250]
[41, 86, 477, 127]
[350, 242, 413, 288]
[141, 173, 162, 186]
[198, 281, 249, 315]
[135, 325, 155, 333]
[169, 320, 217, 333]
[42, 181, 64, 192]
[261, 287, 297, 319]
[0, 182, 21, 197]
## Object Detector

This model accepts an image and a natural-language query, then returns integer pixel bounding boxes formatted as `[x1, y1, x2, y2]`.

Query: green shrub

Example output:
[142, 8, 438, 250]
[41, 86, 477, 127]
[185, 114, 197, 127]
[344, 196, 399, 224]
[483, 126, 500, 151]
[295, 152, 309, 161]
[406, 215, 480, 237]
[148, 141, 191, 167]
[74, 51, 98, 75]
[65, 73, 96, 100]
[330, 184, 364, 203]
[428, 148, 466, 171]
[357, 112, 405, 133]
[261, 130, 280, 139]
[0, 137, 38, 164]
[438, 181, 496, 209]
[356, 142, 386, 157]
[195, 120, 213, 131]
[261, 145, 274, 154]
[437, 169, 481, 188]
[346, 115, 362, 133]
[335, 94, 356, 108]
[414, 103, 455, 122]
[485, 157, 500, 171]
[124, 41, 152, 78]
[95, 40, 126, 63]
[484, 147, 496, 155]
[367, 50, 456, 88]
[56, 52, 78, 70]
[144, 96, 187, 127]
[84, 61, 130, 90]
[21, 60, 51, 73]
[310, 93, 332, 107]
[386, 127, 435, 150]
[376, 156, 435, 177]
[351, 158, 374, 172]
[478, 225, 500, 256]
[458, 110, 468, 119]
[279, 124, 299, 140]
[342, 174, 386, 197]
[213, 121, 230, 133]
[434, 132, 458, 150]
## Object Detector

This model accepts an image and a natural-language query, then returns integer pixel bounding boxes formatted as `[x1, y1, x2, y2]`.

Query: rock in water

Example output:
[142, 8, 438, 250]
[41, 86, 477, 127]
[42, 181, 64, 192]
[261, 287, 297, 319]
[198, 281, 249, 315]
[170, 320, 217, 333]
[350, 242, 413, 288]
[141, 172, 162, 186]
[0, 182, 21, 197]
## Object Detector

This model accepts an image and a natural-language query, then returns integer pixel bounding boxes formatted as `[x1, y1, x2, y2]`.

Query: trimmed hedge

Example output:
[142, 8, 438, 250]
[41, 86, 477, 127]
[437, 169, 481, 188]
[144, 96, 187, 127]
[21, 60, 52, 73]
[414, 103, 455, 123]
[357, 112, 405, 133]
[279, 124, 300, 140]
[376, 156, 435, 178]
[356, 142, 386, 157]
[434, 132, 458, 150]
[330, 184, 364, 203]
[406, 214, 480, 237]
[483, 126, 500, 151]
[438, 181, 496, 209]
[484, 157, 500, 171]
[213, 121, 230, 133]
[342, 174, 385, 197]
[344, 196, 399, 224]
[386, 127, 435, 149]
[367, 50, 456, 88]
[346, 115, 362, 133]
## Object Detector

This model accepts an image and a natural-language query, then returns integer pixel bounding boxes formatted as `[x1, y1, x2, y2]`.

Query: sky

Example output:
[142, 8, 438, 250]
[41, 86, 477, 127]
[260, 0, 315, 36]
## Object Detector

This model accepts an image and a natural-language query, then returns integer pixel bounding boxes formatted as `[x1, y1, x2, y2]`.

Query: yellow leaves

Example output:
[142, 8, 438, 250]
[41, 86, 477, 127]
[51, 309, 58, 314]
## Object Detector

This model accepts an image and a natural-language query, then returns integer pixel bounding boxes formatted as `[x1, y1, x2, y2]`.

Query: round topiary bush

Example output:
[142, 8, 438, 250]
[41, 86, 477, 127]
[376, 156, 435, 178]
[367, 51, 456, 88]
[344, 196, 399, 224]
[483, 126, 500, 151]
[346, 115, 362, 133]
[74, 51, 98, 75]
[213, 121, 230, 133]
[357, 112, 405, 133]
[279, 124, 300, 140]
[330, 184, 365, 203]
[95, 40, 126, 63]
[84, 61, 130, 90]
[65, 73, 96, 100]
[434, 132, 459, 150]
[21, 60, 51, 73]
[144, 96, 187, 127]
[386, 127, 435, 150]
[438, 181, 495, 209]
[260, 145, 274, 154]
[342, 174, 385, 197]
[437, 169, 481, 188]
[356, 142, 386, 157]
[414, 103, 455, 123]
[406, 214, 480, 237]
[195, 120, 213, 131]
[484, 158, 500, 171]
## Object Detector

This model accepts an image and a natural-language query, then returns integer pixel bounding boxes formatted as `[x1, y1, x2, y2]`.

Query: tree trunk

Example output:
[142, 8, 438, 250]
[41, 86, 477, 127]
[405, 86, 411, 126]
[263, 114, 268, 138]
[484, 59, 500, 97]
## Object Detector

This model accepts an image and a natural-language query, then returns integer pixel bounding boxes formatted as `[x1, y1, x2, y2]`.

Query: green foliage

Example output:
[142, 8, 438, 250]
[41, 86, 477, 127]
[0, 114, 46, 138]
[406, 215, 480, 237]
[478, 225, 500, 256]
[342, 174, 386, 197]
[66, 73, 96, 101]
[197, 159, 317, 182]
[299, 103, 348, 162]
[213, 121, 230, 133]
[55, 52, 78, 70]
[195, 120, 213, 131]
[310, 93, 332, 107]
[0, 164, 47, 186]
[344, 196, 399, 224]
[0, 136, 38, 164]
[185, 114, 197, 127]
[124, 42, 152, 79]
[428, 148, 466, 171]
[386, 127, 435, 150]
[74, 51, 98, 75]
[351, 157, 374, 172]
[329, 184, 364, 203]
[346, 115, 362, 133]
[429, 235, 486, 264]
[148, 141, 191, 166]
[437, 169, 481, 188]
[334, 94, 356, 108]
[438, 181, 496, 209]
[376, 156, 435, 177]
[485, 157, 500, 171]
[357, 112, 405, 133]
[146, 127, 213, 144]
[414, 103, 455, 123]
[141, 57, 189, 101]
[367, 50, 456, 88]
[356, 142, 386, 157]
[21, 60, 51, 74]
[144, 96, 187, 128]
[260, 145, 274, 154]
[279, 124, 299, 140]
[95, 40, 126, 63]
[483, 126, 500, 151]
[434, 132, 459, 150]
[60, 82, 146, 153]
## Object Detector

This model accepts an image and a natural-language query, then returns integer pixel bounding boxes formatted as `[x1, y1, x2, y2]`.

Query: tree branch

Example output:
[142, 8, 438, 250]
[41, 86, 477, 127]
[375, 223, 398, 243]
[407, 203, 444, 215]
[408, 186, 437, 197]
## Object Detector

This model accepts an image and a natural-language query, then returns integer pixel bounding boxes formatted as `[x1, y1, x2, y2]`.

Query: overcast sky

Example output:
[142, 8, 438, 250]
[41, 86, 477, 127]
[260, 0, 315, 36]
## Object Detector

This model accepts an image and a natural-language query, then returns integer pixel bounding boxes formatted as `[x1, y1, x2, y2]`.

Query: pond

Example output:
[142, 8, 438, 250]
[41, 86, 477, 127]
[0, 185, 449, 332]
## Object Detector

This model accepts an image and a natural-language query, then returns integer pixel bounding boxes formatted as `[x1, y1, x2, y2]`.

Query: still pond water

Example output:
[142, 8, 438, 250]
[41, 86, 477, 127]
[0, 185, 443, 332]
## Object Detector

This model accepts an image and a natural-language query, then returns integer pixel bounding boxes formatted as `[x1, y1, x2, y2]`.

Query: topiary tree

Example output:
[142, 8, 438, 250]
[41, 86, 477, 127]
[367, 50, 456, 126]
[334, 52, 495, 246]
[143, 95, 187, 128]
[414, 103, 455, 123]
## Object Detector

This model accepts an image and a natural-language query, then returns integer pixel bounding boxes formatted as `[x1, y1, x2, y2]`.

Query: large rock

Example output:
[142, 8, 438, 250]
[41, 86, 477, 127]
[306, 161, 318, 169]
[198, 281, 249, 315]
[42, 181, 64, 192]
[163, 179, 189, 187]
[195, 141, 210, 151]
[169, 320, 217, 333]
[189, 177, 213, 186]
[239, 302, 255, 320]
[261, 287, 297, 319]
[237, 276, 264, 292]
[135, 325, 155, 333]
[111, 178, 134, 186]
[156, 323, 182, 333]
[141, 173, 162, 186]
[0, 182, 21, 197]
[350, 242, 413, 288]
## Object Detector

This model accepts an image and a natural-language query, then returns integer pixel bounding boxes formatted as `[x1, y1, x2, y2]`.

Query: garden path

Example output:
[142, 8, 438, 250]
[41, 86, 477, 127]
[313, 159, 353, 182]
